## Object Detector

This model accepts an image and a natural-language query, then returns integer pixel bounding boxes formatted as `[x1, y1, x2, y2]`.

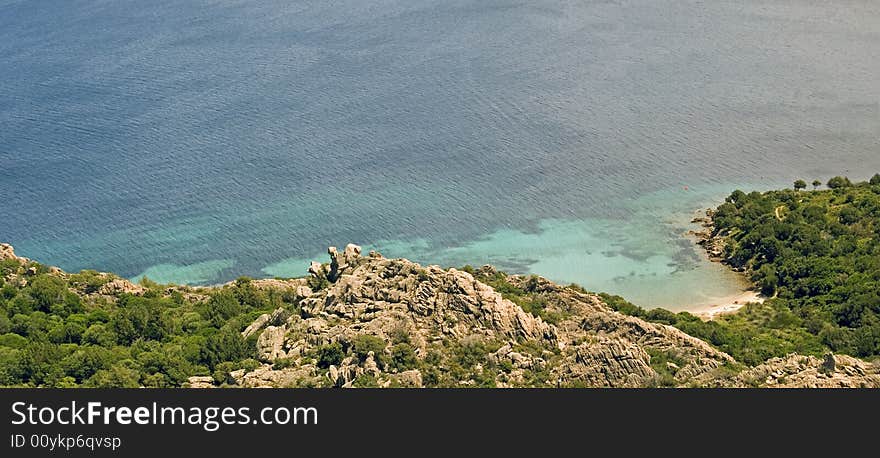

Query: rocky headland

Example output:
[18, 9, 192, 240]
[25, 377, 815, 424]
[2, 242, 878, 388]
[203, 244, 879, 388]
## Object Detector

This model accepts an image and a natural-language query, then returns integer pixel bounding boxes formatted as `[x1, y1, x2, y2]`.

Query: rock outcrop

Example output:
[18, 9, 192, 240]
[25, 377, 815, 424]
[0, 243, 19, 261]
[690, 210, 726, 260]
[232, 244, 739, 388]
[185, 376, 215, 389]
[0, 243, 66, 281]
[502, 273, 734, 387]
[730, 353, 880, 388]
[98, 278, 146, 296]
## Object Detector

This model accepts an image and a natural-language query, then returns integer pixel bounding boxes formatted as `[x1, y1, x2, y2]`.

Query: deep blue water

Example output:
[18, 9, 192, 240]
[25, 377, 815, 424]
[1, 0, 878, 308]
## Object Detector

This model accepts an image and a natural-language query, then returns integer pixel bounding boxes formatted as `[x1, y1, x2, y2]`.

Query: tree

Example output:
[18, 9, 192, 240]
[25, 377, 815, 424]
[111, 297, 169, 345]
[812, 180, 822, 190]
[793, 180, 807, 191]
[60, 347, 113, 382]
[0, 333, 27, 349]
[726, 190, 747, 206]
[27, 275, 82, 316]
[0, 314, 11, 335]
[86, 362, 141, 388]
[755, 264, 779, 297]
[231, 277, 266, 310]
[202, 290, 243, 328]
[82, 323, 117, 347]
[0, 347, 25, 385]
[870, 174, 880, 186]
[826, 176, 852, 189]
[199, 329, 250, 370]
[839, 207, 859, 225]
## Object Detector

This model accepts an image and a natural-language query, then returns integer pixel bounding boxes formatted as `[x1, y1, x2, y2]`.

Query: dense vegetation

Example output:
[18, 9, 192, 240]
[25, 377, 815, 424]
[599, 293, 824, 366]
[0, 260, 292, 387]
[605, 175, 880, 364]
[0, 256, 561, 388]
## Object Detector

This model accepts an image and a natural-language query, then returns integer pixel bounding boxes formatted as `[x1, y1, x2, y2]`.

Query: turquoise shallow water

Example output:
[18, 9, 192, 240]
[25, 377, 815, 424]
[262, 184, 758, 310]
[2, 1, 879, 309]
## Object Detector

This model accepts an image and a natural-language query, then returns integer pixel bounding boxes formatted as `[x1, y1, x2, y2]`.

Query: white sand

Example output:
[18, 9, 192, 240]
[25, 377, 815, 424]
[690, 290, 765, 320]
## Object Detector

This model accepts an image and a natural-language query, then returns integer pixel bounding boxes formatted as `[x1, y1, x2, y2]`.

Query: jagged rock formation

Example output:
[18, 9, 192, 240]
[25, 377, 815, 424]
[1, 243, 64, 280]
[0, 243, 18, 261]
[234, 244, 739, 387]
[185, 376, 215, 389]
[97, 278, 146, 296]
[730, 353, 880, 388]
[526, 275, 735, 387]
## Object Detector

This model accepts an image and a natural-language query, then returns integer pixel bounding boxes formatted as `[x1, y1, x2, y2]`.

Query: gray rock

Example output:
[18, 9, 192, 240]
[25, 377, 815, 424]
[256, 326, 288, 362]
[243, 314, 271, 338]
[308, 261, 324, 278]
[99, 278, 146, 296]
[396, 370, 423, 388]
[186, 376, 215, 389]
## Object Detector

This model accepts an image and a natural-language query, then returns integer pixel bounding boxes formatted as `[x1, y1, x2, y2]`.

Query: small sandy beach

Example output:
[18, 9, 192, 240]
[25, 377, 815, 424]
[690, 290, 765, 320]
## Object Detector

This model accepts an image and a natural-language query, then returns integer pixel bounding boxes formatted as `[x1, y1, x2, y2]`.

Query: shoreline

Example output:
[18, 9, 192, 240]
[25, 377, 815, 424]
[683, 206, 764, 320]
[689, 289, 765, 320]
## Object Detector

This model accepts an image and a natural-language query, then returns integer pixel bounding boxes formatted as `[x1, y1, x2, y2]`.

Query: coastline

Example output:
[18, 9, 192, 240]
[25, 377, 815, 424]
[690, 289, 765, 320]
[684, 207, 764, 320]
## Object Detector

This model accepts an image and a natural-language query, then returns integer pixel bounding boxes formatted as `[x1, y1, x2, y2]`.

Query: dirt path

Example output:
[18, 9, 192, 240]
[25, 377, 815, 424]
[774, 205, 785, 221]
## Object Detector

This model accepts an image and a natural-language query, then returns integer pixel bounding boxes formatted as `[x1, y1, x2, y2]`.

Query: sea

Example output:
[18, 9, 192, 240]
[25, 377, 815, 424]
[1, 0, 878, 310]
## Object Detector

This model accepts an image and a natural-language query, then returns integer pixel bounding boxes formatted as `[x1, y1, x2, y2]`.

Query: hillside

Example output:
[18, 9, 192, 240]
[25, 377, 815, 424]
[2, 241, 878, 388]
[585, 176, 880, 369]
[708, 175, 880, 358]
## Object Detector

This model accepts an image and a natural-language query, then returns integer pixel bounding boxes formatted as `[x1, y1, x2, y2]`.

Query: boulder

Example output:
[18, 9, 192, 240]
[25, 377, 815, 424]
[256, 326, 288, 362]
[99, 278, 146, 296]
[243, 313, 272, 338]
[0, 243, 20, 261]
[186, 376, 215, 389]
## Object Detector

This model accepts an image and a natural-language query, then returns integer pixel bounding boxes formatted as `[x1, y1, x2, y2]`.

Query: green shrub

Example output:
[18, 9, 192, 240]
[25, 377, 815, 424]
[388, 325, 411, 344]
[315, 342, 344, 368]
[390, 343, 418, 372]
[86, 362, 141, 388]
[200, 329, 250, 370]
[307, 272, 330, 291]
[240, 358, 261, 372]
[352, 334, 385, 363]
[0, 333, 27, 349]
[352, 373, 379, 388]
[68, 270, 112, 294]
[826, 176, 852, 189]
[212, 361, 237, 385]
[272, 357, 296, 370]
